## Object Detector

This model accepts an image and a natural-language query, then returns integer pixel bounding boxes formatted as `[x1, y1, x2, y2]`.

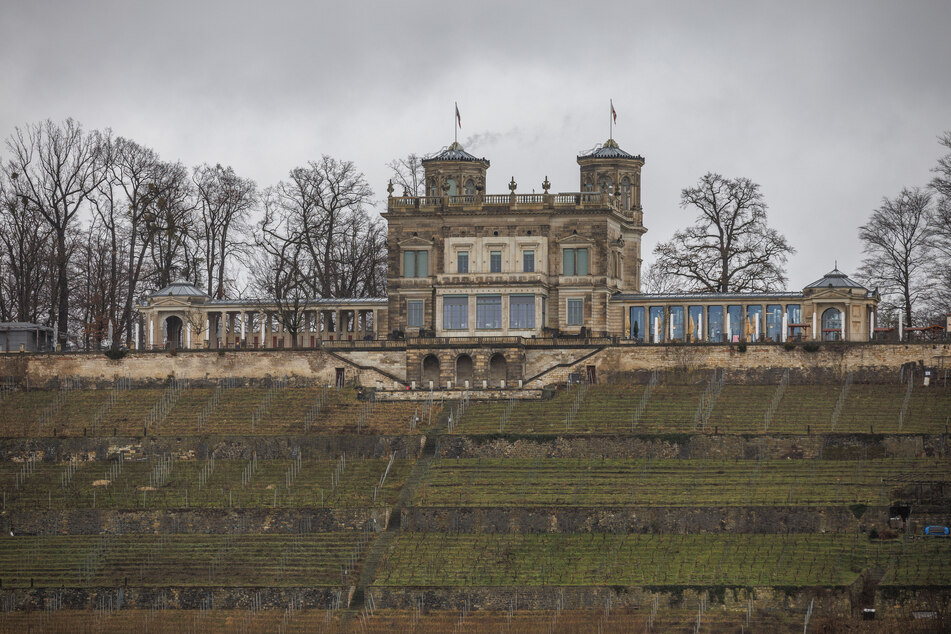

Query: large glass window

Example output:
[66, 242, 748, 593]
[476, 295, 502, 329]
[707, 306, 724, 342]
[747, 305, 763, 341]
[766, 305, 783, 342]
[670, 306, 685, 341]
[403, 250, 428, 278]
[490, 251, 502, 273]
[509, 295, 535, 329]
[562, 248, 589, 276]
[566, 298, 584, 326]
[407, 300, 424, 328]
[629, 306, 645, 341]
[726, 305, 743, 342]
[688, 306, 704, 341]
[457, 251, 469, 274]
[522, 250, 535, 273]
[649, 306, 665, 343]
[822, 307, 843, 341]
[443, 296, 468, 330]
[786, 304, 803, 339]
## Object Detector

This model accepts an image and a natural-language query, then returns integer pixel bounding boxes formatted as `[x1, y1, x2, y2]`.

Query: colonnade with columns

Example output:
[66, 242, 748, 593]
[137, 303, 387, 350]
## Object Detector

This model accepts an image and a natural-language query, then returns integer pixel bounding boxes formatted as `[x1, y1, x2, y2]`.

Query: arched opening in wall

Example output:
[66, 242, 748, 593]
[422, 354, 441, 384]
[164, 316, 183, 350]
[456, 354, 473, 384]
[464, 179, 475, 196]
[446, 178, 457, 196]
[428, 178, 437, 197]
[821, 307, 843, 342]
[621, 176, 631, 210]
[489, 353, 507, 383]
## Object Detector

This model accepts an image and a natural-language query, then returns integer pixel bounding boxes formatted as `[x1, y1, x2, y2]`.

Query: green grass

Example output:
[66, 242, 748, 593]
[411, 458, 950, 507]
[0, 458, 413, 510]
[373, 533, 951, 587]
[0, 533, 365, 587]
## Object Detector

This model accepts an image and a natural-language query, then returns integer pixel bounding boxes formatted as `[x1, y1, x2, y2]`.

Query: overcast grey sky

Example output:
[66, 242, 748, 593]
[2, 0, 948, 287]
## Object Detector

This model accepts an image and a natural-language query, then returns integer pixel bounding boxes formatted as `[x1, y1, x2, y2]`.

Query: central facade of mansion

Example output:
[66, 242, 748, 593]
[139, 137, 880, 359]
[384, 138, 647, 339]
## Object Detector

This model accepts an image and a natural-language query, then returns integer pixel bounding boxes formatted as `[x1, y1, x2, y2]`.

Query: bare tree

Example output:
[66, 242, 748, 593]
[255, 189, 311, 347]
[148, 171, 199, 289]
[387, 154, 425, 197]
[642, 261, 683, 294]
[192, 164, 256, 299]
[0, 175, 55, 323]
[98, 135, 191, 345]
[5, 119, 105, 344]
[857, 188, 934, 328]
[263, 157, 383, 299]
[927, 131, 951, 318]
[652, 173, 794, 293]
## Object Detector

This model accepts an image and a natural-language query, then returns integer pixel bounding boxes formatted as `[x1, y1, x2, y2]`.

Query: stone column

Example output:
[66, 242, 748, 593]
[148, 316, 154, 348]
[240, 312, 246, 346]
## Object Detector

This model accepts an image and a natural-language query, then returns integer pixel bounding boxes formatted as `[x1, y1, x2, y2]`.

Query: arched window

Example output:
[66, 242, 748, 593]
[446, 178, 457, 196]
[599, 176, 613, 194]
[621, 176, 632, 210]
[464, 179, 475, 196]
[821, 307, 843, 341]
[428, 178, 437, 197]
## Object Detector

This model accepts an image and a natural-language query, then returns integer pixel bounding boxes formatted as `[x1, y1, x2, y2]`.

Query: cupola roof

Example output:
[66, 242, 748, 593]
[151, 279, 210, 298]
[422, 142, 489, 164]
[804, 267, 866, 290]
[578, 138, 644, 161]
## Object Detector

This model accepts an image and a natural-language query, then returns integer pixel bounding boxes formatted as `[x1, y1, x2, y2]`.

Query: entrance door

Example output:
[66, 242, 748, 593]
[586, 365, 597, 384]
[335, 368, 345, 388]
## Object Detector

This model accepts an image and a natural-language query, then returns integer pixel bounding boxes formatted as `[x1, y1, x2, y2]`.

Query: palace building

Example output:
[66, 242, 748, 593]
[137, 137, 880, 355]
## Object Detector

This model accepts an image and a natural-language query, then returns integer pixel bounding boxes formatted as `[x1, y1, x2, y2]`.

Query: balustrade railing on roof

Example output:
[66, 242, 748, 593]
[389, 192, 628, 214]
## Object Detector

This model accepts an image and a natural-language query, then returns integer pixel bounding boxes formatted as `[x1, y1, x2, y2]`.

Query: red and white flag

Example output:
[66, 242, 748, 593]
[611, 99, 617, 123]
[455, 102, 461, 128]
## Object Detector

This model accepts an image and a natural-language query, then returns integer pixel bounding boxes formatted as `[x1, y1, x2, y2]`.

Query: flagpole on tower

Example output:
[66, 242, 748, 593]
[454, 102, 460, 144]
[610, 99, 613, 140]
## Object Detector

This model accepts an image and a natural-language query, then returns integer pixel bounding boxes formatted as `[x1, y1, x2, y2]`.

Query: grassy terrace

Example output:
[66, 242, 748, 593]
[411, 458, 950, 507]
[456, 383, 951, 434]
[0, 457, 413, 509]
[0, 387, 431, 436]
[373, 534, 951, 587]
[0, 534, 364, 587]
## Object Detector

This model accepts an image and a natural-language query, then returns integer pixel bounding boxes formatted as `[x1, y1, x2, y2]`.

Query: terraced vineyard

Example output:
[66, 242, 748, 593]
[0, 386, 427, 436]
[0, 457, 413, 510]
[411, 457, 949, 507]
[0, 371, 948, 632]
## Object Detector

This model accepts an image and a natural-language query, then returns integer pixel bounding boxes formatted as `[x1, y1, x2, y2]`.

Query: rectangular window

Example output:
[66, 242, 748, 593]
[407, 300, 424, 328]
[522, 250, 535, 273]
[649, 306, 665, 343]
[510, 295, 535, 329]
[566, 298, 584, 326]
[670, 306, 685, 341]
[629, 306, 645, 341]
[476, 295, 502, 329]
[490, 250, 502, 273]
[562, 248, 589, 276]
[403, 250, 428, 277]
[456, 251, 469, 274]
[443, 296, 468, 330]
